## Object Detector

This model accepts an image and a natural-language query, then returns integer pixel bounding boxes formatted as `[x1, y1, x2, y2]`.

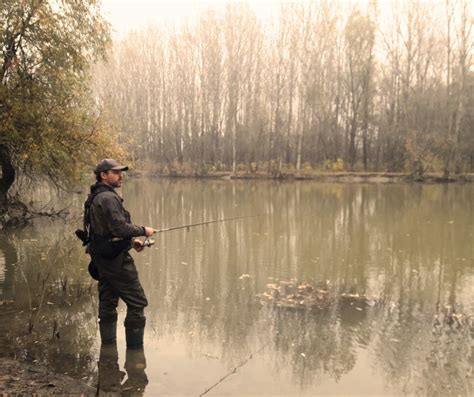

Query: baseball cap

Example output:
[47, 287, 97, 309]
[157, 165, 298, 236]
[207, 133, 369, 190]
[95, 159, 129, 174]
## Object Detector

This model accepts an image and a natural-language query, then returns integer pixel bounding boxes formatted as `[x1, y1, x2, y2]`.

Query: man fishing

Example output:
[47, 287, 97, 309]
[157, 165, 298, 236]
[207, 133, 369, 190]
[82, 159, 156, 349]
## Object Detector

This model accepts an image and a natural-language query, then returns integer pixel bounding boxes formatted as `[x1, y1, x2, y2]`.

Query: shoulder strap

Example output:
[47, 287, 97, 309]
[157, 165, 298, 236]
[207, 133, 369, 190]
[83, 188, 110, 237]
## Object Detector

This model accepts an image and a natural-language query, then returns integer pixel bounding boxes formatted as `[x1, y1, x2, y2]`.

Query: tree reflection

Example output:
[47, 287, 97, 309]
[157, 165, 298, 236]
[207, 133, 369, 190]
[1, 180, 472, 394]
[0, 229, 17, 299]
[0, 227, 98, 381]
[133, 180, 473, 394]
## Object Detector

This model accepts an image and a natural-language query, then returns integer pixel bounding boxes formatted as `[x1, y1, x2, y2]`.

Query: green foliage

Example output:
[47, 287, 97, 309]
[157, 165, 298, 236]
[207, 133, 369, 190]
[0, 0, 123, 192]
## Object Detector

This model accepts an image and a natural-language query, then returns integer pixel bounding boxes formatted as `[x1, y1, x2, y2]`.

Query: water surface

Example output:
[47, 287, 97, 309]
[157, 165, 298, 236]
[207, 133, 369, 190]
[0, 179, 473, 395]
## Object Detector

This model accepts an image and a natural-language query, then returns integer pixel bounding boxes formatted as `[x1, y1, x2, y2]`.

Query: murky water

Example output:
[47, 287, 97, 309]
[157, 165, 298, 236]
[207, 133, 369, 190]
[1, 179, 473, 395]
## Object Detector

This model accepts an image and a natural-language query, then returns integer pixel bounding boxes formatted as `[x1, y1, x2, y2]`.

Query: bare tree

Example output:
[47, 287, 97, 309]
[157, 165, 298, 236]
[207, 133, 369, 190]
[93, 0, 473, 176]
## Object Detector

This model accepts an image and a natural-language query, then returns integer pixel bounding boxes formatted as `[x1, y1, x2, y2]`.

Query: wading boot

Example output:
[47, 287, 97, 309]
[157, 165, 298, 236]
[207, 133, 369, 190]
[125, 326, 144, 349]
[99, 321, 117, 344]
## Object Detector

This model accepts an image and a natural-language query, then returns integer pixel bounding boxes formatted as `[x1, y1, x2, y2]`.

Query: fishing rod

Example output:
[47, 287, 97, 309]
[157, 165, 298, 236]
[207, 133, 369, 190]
[143, 214, 263, 247]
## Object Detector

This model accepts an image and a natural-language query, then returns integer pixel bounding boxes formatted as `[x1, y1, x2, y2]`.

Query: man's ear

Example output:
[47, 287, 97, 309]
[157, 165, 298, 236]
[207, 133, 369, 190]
[100, 171, 108, 181]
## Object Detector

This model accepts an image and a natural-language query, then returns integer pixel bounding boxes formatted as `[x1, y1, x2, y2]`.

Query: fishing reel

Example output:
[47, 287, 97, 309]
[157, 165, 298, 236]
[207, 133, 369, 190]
[143, 237, 155, 247]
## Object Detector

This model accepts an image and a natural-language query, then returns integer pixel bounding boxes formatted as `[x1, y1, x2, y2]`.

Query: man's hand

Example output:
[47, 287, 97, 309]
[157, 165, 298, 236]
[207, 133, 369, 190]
[132, 239, 145, 252]
[144, 227, 156, 237]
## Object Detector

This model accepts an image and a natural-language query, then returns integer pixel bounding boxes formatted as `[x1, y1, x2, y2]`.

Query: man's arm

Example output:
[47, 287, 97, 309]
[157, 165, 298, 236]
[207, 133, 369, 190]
[99, 193, 145, 238]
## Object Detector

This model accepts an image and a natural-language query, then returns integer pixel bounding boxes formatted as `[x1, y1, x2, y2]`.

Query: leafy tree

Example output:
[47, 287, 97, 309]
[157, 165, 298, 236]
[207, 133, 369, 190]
[0, 0, 123, 220]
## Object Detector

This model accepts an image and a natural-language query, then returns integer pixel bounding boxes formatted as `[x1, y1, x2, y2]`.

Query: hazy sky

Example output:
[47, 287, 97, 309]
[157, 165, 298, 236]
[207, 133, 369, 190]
[100, 1, 451, 39]
[100, 0, 281, 35]
[100, 0, 403, 36]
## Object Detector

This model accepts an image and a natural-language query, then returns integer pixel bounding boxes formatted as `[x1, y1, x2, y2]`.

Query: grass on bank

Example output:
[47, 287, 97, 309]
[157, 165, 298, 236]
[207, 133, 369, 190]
[130, 159, 474, 182]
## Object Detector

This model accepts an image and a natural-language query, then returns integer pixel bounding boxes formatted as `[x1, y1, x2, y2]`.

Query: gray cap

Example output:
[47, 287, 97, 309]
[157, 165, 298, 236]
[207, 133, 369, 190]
[95, 159, 128, 174]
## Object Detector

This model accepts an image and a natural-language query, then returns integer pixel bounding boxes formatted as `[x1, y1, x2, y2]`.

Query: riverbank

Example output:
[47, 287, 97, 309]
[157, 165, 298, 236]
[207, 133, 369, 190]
[133, 168, 474, 183]
[0, 357, 94, 395]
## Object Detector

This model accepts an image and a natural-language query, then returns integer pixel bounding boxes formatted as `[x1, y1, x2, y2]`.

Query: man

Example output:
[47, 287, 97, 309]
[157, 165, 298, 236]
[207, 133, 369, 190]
[85, 158, 155, 349]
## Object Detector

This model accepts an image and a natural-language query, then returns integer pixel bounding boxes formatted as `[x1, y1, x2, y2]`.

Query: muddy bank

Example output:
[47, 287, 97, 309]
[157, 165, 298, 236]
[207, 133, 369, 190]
[0, 357, 94, 395]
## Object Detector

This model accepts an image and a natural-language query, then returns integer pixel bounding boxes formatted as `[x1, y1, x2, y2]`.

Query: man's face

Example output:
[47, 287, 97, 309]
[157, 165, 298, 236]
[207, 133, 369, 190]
[101, 170, 124, 188]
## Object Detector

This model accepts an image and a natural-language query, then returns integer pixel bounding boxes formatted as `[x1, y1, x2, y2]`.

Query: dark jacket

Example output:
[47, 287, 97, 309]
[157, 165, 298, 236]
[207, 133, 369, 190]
[88, 182, 145, 240]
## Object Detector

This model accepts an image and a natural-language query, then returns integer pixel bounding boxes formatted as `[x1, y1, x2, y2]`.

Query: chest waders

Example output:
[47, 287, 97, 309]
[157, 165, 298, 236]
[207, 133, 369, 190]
[77, 185, 147, 349]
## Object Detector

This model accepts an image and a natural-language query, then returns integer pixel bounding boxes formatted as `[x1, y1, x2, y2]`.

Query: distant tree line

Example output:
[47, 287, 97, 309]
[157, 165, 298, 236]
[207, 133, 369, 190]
[94, 0, 473, 177]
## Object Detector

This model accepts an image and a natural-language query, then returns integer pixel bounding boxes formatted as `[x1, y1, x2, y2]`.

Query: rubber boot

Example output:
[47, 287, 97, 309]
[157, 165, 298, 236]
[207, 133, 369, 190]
[125, 326, 144, 349]
[99, 321, 117, 344]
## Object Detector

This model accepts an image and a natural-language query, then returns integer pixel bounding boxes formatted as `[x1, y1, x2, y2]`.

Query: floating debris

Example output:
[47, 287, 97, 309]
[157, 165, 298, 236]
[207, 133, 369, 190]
[256, 280, 377, 311]
[202, 353, 219, 360]
[239, 274, 251, 280]
[433, 306, 472, 330]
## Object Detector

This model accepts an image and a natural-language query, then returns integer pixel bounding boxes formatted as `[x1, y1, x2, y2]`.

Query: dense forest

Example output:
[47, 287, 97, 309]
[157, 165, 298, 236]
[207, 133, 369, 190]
[94, 0, 473, 177]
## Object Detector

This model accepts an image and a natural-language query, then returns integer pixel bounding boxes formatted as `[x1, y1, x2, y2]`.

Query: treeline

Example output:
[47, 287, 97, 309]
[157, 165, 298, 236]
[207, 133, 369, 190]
[94, 1, 473, 176]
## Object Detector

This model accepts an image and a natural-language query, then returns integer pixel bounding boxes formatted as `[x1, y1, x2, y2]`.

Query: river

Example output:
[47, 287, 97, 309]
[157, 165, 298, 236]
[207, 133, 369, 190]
[0, 178, 473, 395]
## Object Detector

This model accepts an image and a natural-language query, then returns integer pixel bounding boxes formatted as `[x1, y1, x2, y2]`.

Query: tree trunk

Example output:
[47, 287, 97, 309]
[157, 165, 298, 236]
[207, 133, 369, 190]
[232, 116, 237, 173]
[348, 115, 357, 171]
[0, 144, 15, 211]
[296, 107, 306, 171]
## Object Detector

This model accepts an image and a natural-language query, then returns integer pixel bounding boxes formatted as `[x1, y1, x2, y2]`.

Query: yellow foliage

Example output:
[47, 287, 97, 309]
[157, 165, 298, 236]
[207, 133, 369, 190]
[0, 0, 117, 190]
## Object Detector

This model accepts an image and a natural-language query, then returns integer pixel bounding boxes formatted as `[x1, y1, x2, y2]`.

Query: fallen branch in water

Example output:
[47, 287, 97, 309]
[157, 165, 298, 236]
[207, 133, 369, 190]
[25, 206, 70, 220]
[1, 200, 70, 227]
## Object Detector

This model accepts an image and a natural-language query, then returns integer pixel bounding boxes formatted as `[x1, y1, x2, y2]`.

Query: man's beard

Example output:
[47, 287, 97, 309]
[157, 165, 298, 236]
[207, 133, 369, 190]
[108, 179, 122, 188]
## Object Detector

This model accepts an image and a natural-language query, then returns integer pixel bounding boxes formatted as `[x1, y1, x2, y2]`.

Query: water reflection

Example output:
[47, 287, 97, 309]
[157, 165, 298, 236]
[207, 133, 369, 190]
[0, 232, 18, 297]
[98, 344, 123, 393]
[0, 227, 98, 381]
[134, 180, 473, 395]
[0, 180, 472, 395]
